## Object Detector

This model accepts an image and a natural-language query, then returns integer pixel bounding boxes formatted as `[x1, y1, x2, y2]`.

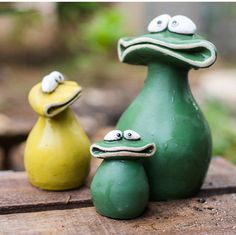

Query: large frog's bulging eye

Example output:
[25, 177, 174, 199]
[148, 14, 171, 33]
[104, 130, 123, 141]
[168, 15, 196, 35]
[124, 130, 141, 140]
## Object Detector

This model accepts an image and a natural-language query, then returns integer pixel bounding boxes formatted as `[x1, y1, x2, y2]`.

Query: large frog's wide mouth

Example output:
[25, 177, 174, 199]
[45, 89, 81, 117]
[118, 36, 216, 68]
[90, 143, 156, 159]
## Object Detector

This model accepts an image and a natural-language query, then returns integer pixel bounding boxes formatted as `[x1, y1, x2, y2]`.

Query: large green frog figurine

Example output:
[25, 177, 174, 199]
[90, 129, 156, 219]
[117, 14, 217, 200]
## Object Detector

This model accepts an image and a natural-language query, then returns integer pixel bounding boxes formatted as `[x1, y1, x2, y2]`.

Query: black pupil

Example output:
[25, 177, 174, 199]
[157, 20, 162, 25]
[173, 20, 177, 25]
[128, 133, 132, 137]
[117, 133, 121, 137]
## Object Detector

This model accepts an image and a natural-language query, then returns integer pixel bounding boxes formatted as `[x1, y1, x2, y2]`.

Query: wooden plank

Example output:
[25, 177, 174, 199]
[203, 157, 236, 189]
[0, 119, 30, 169]
[0, 171, 91, 214]
[201, 157, 236, 196]
[1, 193, 236, 235]
[0, 157, 236, 215]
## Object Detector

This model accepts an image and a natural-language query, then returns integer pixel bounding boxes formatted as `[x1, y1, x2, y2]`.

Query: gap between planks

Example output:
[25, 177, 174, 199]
[0, 157, 236, 215]
[1, 193, 236, 235]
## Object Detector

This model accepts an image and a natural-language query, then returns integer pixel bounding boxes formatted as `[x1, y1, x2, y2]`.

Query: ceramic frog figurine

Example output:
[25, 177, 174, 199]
[90, 129, 156, 219]
[24, 71, 90, 190]
[117, 15, 217, 200]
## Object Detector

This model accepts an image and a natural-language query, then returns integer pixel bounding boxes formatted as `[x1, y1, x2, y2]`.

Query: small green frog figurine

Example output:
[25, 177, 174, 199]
[90, 129, 156, 219]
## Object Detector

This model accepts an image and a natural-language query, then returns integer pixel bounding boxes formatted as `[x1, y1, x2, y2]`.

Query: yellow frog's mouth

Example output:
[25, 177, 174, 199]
[45, 91, 81, 117]
[29, 81, 82, 117]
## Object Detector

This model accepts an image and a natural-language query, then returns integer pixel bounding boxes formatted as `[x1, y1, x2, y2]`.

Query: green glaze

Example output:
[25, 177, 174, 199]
[91, 160, 149, 219]
[90, 130, 156, 219]
[117, 15, 217, 201]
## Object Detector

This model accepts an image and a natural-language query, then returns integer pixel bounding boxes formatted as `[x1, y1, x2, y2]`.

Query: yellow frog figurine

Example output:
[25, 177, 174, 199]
[24, 71, 90, 190]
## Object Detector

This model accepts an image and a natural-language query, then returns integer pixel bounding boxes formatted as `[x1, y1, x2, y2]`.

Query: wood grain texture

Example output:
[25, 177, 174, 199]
[0, 171, 91, 214]
[201, 157, 236, 197]
[1, 193, 236, 235]
[0, 157, 236, 215]
[203, 157, 236, 189]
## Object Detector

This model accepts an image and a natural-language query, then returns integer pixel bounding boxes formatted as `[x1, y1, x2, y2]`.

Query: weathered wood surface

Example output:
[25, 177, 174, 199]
[0, 194, 236, 235]
[0, 171, 91, 214]
[201, 157, 236, 196]
[0, 116, 31, 169]
[0, 157, 236, 234]
[0, 157, 236, 215]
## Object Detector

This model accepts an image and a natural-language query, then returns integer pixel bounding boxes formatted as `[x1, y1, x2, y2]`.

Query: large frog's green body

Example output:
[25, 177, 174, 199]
[117, 15, 217, 200]
[117, 63, 211, 200]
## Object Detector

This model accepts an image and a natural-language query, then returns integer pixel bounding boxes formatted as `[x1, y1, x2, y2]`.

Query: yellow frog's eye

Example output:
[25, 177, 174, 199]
[148, 14, 171, 33]
[168, 15, 196, 35]
[104, 130, 123, 141]
[124, 130, 141, 140]
[41, 75, 58, 93]
[41, 71, 65, 93]
[50, 71, 64, 84]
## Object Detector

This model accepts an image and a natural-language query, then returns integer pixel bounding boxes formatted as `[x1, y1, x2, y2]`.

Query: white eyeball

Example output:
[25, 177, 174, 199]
[124, 130, 141, 140]
[41, 75, 58, 93]
[148, 14, 171, 33]
[41, 71, 65, 93]
[168, 15, 196, 35]
[50, 71, 64, 84]
[104, 130, 123, 141]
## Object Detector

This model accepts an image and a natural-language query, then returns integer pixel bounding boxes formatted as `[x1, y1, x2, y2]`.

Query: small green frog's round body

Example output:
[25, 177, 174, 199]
[90, 129, 156, 219]
[91, 159, 149, 219]
[117, 15, 217, 200]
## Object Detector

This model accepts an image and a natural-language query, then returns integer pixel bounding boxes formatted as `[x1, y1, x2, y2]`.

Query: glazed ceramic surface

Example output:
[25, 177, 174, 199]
[90, 130, 156, 219]
[24, 72, 90, 190]
[117, 15, 217, 200]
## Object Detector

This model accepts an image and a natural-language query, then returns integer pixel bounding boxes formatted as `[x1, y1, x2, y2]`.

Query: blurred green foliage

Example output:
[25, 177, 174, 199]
[82, 8, 124, 52]
[203, 100, 236, 163]
[56, 3, 125, 55]
[57, 2, 103, 23]
[53, 3, 126, 86]
[0, 3, 14, 15]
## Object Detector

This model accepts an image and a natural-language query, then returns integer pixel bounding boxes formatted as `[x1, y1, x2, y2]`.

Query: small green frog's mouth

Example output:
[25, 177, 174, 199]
[118, 37, 216, 68]
[90, 143, 156, 159]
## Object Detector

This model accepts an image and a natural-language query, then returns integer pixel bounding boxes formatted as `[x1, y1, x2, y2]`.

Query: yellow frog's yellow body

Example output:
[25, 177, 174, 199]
[24, 77, 90, 190]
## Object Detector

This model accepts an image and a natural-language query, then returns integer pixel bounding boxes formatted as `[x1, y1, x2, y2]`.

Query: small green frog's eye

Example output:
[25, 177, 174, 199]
[168, 15, 196, 35]
[124, 130, 141, 140]
[148, 14, 171, 33]
[104, 130, 123, 141]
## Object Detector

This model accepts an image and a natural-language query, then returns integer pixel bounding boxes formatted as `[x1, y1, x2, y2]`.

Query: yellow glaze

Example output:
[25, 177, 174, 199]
[29, 81, 82, 118]
[24, 80, 90, 190]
